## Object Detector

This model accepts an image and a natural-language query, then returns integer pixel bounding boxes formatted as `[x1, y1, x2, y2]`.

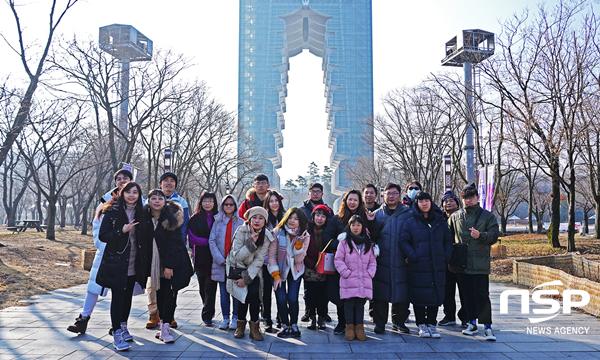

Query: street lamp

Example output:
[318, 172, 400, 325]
[444, 155, 452, 192]
[164, 149, 172, 172]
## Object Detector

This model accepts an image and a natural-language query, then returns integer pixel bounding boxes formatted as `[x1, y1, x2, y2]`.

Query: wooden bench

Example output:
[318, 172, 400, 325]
[6, 227, 21, 234]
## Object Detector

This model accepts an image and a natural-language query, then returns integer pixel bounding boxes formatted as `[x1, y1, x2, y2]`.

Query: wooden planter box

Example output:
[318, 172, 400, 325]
[513, 254, 600, 316]
[82, 249, 96, 271]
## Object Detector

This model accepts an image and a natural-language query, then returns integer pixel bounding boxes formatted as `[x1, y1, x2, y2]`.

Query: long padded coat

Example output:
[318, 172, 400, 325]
[399, 206, 453, 306]
[372, 204, 411, 304]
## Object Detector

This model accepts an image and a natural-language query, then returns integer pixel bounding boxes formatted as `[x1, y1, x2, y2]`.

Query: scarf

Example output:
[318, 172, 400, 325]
[313, 226, 324, 251]
[150, 217, 162, 291]
[225, 218, 233, 258]
[350, 233, 366, 247]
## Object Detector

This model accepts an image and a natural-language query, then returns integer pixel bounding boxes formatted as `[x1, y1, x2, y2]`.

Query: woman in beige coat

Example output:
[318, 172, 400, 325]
[226, 206, 274, 340]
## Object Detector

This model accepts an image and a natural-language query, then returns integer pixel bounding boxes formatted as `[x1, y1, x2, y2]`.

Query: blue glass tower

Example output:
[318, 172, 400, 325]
[238, 0, 373, 194]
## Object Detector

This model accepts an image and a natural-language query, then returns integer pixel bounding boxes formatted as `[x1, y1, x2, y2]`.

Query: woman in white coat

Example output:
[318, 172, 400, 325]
[226, 206, 274, 341]
[209, 194, 245, 330]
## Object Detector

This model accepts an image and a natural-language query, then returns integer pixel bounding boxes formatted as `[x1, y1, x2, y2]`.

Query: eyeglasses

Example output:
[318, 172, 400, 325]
[385, 192, 400, 196]
[408, 187, 420, 190]
[202, 200, 214, 204]
[254, 181, 268, 186]
[310, 190, 323, 195]
[223, 203, 236, 207]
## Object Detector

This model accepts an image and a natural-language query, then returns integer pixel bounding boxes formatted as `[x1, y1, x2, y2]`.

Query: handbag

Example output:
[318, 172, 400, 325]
[227, 266, 245, 280]
[448, 208, 484, 271]
[448, 243, 468, 270]
[316, 239, 336, 275]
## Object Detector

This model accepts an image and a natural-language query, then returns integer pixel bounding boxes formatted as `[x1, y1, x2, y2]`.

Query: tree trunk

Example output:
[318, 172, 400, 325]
[80, 193, 96, 236]
[46, 200, 57, 240]
[584, 209, 589, 235]
[567, 184, 576, 252]
[501, 215, 507, 235]
[550, 176, 561, 247]
[536, 210, 544, 234]
[36, 192, 44, 225]
[528, 179, 534, 234]
[59, 198, 67, 228]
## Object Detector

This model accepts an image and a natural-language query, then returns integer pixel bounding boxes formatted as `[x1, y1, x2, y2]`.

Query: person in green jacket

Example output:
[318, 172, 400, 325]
[448, 183, 499, 341]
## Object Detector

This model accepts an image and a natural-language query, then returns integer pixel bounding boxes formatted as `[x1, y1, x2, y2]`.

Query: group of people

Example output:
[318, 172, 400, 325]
[66, 170, 500, 352]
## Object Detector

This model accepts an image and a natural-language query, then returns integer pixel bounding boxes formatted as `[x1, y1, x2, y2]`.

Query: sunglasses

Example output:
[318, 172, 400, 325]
[408, 187, 420, 190]
[223, 203, 236, 207]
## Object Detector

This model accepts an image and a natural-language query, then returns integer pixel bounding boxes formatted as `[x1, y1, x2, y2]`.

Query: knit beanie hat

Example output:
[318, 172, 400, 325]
[312, 204, 331, 219]
[159, 172, 178, 187]
[441, 190, 460, 207]
[244, 206, 268, 222]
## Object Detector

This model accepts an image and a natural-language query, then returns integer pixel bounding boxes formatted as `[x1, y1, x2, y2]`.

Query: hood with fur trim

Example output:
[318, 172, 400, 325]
[163, 201, 184, 231]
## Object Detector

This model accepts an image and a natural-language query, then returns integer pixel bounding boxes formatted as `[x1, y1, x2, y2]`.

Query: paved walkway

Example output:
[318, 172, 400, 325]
[0, 279, 599, 359]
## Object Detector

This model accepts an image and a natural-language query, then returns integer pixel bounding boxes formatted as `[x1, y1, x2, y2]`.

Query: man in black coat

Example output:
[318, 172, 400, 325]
[371, 183, 411, 334]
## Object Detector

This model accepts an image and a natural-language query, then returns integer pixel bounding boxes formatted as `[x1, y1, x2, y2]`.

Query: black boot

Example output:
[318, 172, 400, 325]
[67, 314, 90, 334]
[307, 316, 317, 330]
[276, 314, 282, 329]
[265, 318, 274, 333]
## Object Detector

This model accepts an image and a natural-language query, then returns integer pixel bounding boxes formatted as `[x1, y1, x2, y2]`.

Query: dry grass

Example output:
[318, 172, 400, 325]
[490, 233, 600, 283]
[0, 227, 95, 310]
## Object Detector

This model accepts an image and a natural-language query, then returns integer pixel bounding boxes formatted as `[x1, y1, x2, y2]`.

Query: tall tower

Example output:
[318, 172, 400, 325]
[99, 24, 153, 157]
[441, 29, 494, 183]
[238, 0, 373, 193]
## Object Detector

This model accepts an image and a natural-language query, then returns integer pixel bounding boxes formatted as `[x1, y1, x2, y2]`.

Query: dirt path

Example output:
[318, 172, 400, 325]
[0, 228, 95, 310]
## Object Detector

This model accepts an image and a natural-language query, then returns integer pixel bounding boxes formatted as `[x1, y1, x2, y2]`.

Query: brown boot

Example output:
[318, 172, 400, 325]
[170, 319, 178, 329]
[355, 324, 367, 341]
[249, 321, 264, 341]
[234, 320, 247, 338]
[146, 312, 159, 329]
[345, 324, 355, 341]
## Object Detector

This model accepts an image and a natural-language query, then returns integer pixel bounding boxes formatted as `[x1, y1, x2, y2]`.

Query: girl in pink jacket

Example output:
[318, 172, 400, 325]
[334, 215, 377, 342]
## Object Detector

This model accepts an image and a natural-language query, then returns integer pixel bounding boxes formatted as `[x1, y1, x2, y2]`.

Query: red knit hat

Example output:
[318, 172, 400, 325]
[312, 204, 331, 218]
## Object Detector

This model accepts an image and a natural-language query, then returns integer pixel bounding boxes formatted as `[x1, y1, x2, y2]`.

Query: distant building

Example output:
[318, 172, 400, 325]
[238, 0, 373, 194]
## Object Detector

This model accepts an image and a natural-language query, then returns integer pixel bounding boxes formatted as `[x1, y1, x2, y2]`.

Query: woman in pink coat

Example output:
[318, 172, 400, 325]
[334, 215, 377, 342]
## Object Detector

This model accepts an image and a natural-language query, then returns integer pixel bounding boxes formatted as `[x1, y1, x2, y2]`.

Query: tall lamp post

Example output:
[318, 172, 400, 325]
[441, 30, 495, 183]
[164, 149, 173, 173]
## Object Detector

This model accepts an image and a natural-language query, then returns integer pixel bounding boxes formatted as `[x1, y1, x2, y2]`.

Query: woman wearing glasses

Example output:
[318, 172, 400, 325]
[189, 191, 219, 326]
[209, 194, 245, 330]
[402, 181, 422, 208]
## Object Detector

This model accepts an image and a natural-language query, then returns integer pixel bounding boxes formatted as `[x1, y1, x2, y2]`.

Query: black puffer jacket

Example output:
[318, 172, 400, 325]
[142, 202, 194, 292]
[96, 207, 148, 291]
[399, 206, 453, 306]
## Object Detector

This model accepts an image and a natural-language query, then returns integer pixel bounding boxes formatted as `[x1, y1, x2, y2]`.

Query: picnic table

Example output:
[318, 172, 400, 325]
[8, 220, 44, 233]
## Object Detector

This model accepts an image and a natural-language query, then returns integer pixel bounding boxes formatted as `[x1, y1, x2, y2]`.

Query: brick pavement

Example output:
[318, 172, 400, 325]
[0, 279, 599, 359]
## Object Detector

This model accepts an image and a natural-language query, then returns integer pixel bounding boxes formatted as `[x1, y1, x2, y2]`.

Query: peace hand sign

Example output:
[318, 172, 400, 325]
[123, 219, 138, 233]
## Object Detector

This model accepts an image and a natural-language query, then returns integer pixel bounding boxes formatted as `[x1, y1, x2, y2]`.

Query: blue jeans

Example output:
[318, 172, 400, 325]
[219, 281, 238, 319]
[274, 273, 301, 326]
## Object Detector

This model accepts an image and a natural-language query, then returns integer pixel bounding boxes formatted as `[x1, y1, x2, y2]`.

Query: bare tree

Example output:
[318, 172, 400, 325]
[17, 99, 96, 240]
[0, 0, 80, 167]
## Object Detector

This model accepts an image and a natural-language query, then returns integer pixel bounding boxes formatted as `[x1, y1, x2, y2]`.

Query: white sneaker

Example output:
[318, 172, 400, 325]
[418, 324, 431, 338]
[484, 328, 496, 341]
[160, 323, 175, 343]
[428, 325, 441, 339]
[229, 317, 237, 330]
[462, 323, 478, 336]
[219, 317, 230, 330]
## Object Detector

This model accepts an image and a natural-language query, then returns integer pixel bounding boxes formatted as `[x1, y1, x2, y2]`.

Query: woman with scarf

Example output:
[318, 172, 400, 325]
[323, 189, 378, 335]
[209, 194, 245, 330]
[188, 191, 218, 326]
[304, 204, 332, 330]
[262, 190, 285, 332]
[227, 206, 275, 340]
[268, 207, 310, 338]
[143, 189, 193, 343]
